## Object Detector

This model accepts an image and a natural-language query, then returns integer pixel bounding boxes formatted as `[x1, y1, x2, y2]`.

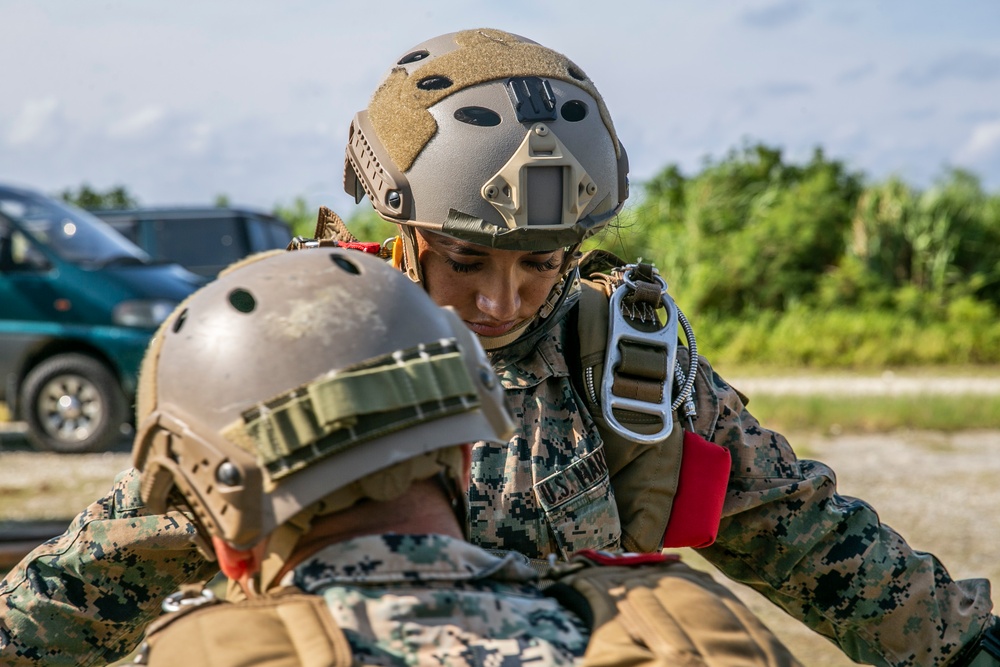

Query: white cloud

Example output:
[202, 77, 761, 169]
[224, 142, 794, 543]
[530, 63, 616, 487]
[954, 120, 1000, 163]
[7, 98, 60, 146]
[181, 122, 213, 155]
[107, 107, 167, 139]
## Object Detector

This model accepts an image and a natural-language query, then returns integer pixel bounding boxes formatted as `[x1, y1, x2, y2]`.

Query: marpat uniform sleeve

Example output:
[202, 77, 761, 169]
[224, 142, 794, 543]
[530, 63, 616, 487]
[0, 467, 218, 667]
[692, 356, 994, 667]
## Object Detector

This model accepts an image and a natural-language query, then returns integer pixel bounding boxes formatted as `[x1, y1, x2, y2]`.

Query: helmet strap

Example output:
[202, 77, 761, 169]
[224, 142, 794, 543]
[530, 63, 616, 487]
[397, 225, 424, 284]
[477, 264, 578, 351]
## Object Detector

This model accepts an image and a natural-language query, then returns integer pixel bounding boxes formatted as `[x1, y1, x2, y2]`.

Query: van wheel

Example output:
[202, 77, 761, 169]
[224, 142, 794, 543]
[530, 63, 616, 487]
[20, 354, 128, 453]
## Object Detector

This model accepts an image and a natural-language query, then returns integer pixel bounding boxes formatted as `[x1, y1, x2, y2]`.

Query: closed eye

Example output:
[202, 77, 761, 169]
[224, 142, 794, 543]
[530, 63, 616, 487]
[444, 256, 481, 273]
[525, 257, 560, 272]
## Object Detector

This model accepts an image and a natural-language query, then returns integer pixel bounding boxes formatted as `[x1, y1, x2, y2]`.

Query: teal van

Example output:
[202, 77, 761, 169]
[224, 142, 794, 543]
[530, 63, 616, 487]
[0, 183, 204, 453]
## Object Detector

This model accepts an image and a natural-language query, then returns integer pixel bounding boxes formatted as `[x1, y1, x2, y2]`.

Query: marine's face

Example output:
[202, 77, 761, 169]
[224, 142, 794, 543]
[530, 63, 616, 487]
[416, 230, 565, 338]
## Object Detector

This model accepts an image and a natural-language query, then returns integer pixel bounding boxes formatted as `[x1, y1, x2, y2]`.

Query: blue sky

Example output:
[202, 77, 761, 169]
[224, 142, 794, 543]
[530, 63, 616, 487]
[2, 0, 999, 217]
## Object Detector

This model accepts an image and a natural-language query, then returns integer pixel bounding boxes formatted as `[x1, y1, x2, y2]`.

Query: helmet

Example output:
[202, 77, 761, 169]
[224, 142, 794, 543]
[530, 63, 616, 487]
[344, 28, 629, 279]
[132, 249, 513, 561]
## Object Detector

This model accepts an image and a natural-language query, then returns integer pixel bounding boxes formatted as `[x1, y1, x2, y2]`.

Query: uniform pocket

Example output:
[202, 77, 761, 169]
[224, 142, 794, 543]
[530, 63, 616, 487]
[533, 446, 622, 557]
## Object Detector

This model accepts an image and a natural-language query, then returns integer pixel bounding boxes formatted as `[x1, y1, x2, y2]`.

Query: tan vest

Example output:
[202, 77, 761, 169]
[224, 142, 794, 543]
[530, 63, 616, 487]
[140, 557, 801, 667]
[138, 588, 353, 667]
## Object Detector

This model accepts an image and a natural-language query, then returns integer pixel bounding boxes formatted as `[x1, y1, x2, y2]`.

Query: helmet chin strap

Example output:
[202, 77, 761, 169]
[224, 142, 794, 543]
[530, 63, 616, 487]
[476, 316, 537, 351]
[477, 265, 578, 350]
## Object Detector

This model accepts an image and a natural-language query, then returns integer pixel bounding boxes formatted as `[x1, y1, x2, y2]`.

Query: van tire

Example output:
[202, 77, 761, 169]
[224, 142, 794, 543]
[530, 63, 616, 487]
[20, 354, 128, 454]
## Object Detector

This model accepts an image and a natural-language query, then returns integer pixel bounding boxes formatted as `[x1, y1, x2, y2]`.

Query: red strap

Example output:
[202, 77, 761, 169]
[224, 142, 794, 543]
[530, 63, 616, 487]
[334, 241, 382, 254]
[662, 430, 731, 549]
[574, 549, 681, 566]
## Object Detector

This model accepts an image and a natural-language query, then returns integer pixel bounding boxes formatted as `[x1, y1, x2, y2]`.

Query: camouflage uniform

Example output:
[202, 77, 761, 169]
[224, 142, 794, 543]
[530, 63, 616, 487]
[0, 303, 994, 666]
[471, 307, 995, 666]
[0, 468, 216, 666]
[140, 533, 588, 666]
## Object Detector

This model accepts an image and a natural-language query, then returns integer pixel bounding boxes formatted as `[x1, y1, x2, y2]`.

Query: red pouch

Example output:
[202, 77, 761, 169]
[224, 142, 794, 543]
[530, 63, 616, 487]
[661, 430, 730, 549]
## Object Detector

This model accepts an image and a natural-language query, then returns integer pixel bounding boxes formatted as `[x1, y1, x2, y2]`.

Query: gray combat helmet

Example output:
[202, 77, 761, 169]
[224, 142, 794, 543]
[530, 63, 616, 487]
[344, 28, 629, 281]
[132, 249, 513, 556]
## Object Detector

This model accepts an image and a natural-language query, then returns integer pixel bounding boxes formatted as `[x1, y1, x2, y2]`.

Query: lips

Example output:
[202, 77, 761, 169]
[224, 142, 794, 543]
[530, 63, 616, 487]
[465, 320, 517, 337]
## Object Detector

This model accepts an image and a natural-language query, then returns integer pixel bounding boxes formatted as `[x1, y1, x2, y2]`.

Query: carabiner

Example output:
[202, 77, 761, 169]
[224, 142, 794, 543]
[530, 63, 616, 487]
[600, 266, 678, 443]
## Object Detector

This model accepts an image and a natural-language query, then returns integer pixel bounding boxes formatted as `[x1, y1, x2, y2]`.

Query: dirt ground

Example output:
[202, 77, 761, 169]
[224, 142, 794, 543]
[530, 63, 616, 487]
[2, 428, 999, 664]
[688, 428, 1000, 665]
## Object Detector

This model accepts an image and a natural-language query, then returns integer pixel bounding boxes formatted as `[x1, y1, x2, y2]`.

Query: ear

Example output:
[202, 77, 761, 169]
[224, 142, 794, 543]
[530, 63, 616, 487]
[212, 535, 263, 582]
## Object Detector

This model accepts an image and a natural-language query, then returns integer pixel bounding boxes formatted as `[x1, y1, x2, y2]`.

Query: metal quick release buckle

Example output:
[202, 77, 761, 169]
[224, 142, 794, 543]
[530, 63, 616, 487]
[601, 265, 678, 443]
[161, 587, 217, 613]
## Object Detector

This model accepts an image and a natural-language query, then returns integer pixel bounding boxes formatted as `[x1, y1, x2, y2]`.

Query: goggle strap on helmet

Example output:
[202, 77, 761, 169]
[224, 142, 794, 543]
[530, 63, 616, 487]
[236, 341, 480, 480]
[434, 207, 619, 251]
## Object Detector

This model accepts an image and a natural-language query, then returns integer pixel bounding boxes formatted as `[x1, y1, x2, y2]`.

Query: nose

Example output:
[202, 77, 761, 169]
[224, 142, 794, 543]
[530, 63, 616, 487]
[476, 276, 521, 322]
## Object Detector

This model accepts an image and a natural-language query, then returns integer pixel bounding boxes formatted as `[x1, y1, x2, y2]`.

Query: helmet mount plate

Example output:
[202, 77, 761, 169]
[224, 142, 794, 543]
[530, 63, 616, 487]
[481, 122, 595, 229]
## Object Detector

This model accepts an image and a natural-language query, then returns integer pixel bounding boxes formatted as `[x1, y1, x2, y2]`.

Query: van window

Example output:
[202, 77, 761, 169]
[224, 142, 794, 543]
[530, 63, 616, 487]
[245, 215, 292, 253]
[0, 217, 49, 271]
[151, 217, 246, 270]
[0, 191, 147, 267]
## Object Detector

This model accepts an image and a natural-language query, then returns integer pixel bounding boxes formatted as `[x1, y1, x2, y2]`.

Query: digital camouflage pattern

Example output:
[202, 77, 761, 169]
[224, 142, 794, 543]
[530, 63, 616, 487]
[0, 303, 995, 666]
[475, 313, 995, 666]
[139, 534, 591, 666]
[283, 534, 590, 666]
[471, 320, 621, 560]
[0, 468, 215, 666]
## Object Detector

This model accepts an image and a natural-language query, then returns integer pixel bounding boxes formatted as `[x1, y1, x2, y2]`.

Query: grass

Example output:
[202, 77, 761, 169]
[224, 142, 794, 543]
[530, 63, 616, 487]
[744, 393, 1000, 435]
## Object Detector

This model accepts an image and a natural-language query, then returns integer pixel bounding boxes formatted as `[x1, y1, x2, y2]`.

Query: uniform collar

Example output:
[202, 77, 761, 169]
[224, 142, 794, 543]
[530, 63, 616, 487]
[286, 533, 539, 591]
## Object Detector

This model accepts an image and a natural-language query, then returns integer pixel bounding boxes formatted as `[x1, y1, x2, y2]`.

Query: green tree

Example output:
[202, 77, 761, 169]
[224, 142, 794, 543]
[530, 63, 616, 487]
[604, 143, 862, 317]
[272, 196, 317, 238]
[848, 169, 1000, 309]
[345, 207, 397, 243]
[60, 183, 139, 210]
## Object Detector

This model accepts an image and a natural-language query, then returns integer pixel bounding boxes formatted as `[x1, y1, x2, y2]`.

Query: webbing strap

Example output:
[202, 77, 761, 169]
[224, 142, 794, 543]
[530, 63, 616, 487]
[242, 344, 479, 478]
[617, 344, 668, 380]
[611, 374, 663, 403]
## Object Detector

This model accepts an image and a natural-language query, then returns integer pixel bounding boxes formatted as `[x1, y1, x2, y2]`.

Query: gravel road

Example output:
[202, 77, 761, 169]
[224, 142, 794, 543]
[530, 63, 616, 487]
[2, 374, 999, 665]
[727, 371, 1000, 396]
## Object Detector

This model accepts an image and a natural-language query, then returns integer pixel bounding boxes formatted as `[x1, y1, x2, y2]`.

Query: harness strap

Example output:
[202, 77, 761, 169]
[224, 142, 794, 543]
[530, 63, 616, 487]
[285, 206, 385, 256]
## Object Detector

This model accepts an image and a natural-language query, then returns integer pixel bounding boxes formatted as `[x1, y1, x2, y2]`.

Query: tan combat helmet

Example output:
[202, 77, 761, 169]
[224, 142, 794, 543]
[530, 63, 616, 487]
[344, 28, 629, 282]
[132, 249, 513, 569]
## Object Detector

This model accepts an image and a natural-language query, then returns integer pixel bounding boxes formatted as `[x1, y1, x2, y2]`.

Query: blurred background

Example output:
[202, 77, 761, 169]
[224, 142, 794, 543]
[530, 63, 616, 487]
[2, 3, 1000, 663]
[2, 0, 999, 215]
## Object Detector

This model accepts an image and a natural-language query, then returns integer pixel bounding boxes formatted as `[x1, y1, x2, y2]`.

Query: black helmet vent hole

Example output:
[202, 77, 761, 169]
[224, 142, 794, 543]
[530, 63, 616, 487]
[454, 107, 502, 127]
[398, 50, 430, 65]
[331, 255, 361, 275]
[172, 309, 188, 333]
[417, 75, 453, 91]
[561, 100, 588, 122]
[567, 66, 587, 81]
[228, 289, 256, 313]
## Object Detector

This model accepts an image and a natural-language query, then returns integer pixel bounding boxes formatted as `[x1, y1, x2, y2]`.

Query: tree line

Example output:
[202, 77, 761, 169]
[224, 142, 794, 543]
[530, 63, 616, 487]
[62, 142, 1000, 367]
[588, 143, 1000, 367]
